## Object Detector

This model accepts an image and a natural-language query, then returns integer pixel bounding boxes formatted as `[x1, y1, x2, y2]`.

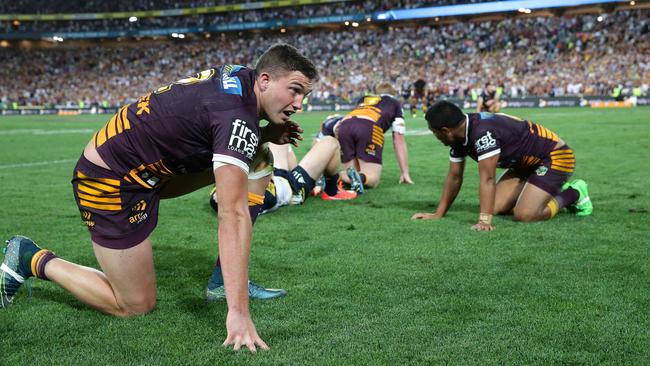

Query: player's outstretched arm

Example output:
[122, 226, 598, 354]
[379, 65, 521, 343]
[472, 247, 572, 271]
[214, 165, 269, 352]
[392, 132, 413, 184]
[412, 161, 464, 220]
[473, 155, 498, 231]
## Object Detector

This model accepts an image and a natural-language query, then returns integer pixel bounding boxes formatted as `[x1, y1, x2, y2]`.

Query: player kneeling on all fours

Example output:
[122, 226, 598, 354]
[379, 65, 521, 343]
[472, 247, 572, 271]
[1, 43, 319, 352]
[318, 83, 413, 194]
[412, 101, 592, 231]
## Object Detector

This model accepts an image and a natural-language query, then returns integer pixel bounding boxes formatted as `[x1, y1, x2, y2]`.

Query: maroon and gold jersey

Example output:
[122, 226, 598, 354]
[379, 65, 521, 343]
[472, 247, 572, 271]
[449, 112, 561, 170]
[93, 65, 260, 189]
[342, 94, 404, 133]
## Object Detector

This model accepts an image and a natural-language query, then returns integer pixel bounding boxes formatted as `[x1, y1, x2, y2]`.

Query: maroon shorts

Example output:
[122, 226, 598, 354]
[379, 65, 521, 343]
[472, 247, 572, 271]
[514, 145, 575, 195]
[336, 118, 385, 164]
[71, 155, 160, 249]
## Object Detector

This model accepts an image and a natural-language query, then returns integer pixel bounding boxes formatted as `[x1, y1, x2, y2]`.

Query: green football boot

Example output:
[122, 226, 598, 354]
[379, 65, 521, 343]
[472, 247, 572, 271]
[563, 179, 593, 216]
[1, 236, 41, 308]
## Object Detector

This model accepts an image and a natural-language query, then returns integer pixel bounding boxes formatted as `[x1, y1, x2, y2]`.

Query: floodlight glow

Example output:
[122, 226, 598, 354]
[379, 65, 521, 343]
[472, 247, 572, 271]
[597, 15, 603, 21]
[351, 22, 359, 27]
[171, 33, 179, 38]
[129, 16, 138, 22]
[178, 34, 185, 39]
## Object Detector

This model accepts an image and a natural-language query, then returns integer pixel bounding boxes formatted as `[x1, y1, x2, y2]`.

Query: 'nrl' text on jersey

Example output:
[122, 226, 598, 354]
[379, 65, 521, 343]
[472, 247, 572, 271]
[92, 65, 260, 187]
[342, 94, 404, 132]
[449, 113, 561, 170]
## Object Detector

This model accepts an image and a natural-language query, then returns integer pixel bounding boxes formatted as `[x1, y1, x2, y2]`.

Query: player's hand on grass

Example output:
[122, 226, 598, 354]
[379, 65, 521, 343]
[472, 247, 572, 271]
[261, 120, 303, 146]
[471, 222, 495, 231]
[411, 212, 442, 220]
[399, 174, 414, 184]
[223, 311, 269, 352]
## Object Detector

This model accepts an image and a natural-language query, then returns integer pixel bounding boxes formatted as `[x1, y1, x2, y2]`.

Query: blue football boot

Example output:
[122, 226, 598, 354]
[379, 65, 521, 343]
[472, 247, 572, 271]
[346, 167, 365, 194]
[206, 280, 287, 301]
[1, 235, 42, 308]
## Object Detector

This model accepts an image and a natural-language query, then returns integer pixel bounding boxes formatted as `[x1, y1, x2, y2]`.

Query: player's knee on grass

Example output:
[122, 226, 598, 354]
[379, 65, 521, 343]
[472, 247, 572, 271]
[363, 173, 380, 188]
[512, 205, 544, 222]
[116, 296, 156, 317]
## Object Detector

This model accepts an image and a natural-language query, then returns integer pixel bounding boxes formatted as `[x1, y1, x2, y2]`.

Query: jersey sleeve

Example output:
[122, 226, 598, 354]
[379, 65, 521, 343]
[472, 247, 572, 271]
[391, 98, 406, 135]
[449, 146, 466, 163]
[210, 108, 260, 175]
[473, 128, 501, 161]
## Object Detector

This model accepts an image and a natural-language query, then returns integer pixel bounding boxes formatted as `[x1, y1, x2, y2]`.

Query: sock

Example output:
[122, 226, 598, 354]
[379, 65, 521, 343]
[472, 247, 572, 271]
[359, 173, 368, 185]
[30, 249, 58, 281]
[324, 174, 339, 196]
[211, 192, 264, 286]
[555, 187, 579, 208]
[248, 192, 264, 225]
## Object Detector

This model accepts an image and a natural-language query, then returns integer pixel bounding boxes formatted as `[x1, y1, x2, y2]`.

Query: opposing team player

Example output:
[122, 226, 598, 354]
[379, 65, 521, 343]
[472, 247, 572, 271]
[205, 143, 289, 301]
[412, 101, 592, 230]
[205, 137, 355, 300]
[1, 44, 318, 352]
[477, 82, 500, 113]
[324, 83, 413, 193]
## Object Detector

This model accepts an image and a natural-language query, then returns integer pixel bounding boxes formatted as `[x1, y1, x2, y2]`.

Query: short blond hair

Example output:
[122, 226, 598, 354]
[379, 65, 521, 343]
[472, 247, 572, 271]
[375, 83, 397, 96]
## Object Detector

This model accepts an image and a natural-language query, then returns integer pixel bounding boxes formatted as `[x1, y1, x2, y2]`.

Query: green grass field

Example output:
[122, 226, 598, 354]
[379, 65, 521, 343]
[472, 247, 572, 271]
[1, 107, 649, 365]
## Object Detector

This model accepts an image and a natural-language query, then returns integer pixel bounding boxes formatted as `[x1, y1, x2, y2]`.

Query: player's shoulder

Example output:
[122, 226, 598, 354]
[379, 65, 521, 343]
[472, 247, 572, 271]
[202, 64, 257, 110]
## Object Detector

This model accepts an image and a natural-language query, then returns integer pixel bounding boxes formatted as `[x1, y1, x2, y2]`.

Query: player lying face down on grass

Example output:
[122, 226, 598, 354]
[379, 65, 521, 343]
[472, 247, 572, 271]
[412, 101, 592, 231]
[1, 43, 318, 352]
[209, 135, 357, 218]
[318, 83, 413, 194]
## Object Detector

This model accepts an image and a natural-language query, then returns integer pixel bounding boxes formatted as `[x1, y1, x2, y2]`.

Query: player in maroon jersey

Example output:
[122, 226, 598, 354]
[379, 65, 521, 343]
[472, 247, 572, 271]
[412, 101, 592, 231]
[335, 83, 413, 193]
[1, 44, 318, 352]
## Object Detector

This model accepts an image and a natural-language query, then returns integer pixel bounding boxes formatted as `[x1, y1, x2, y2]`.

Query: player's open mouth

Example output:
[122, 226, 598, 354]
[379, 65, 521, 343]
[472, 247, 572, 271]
[282, 110, 294, 119]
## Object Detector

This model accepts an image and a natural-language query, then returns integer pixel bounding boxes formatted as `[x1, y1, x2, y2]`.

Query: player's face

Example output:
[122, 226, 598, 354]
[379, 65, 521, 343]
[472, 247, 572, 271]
[260, 71, 313, 124]
[431, 128, 453, 146]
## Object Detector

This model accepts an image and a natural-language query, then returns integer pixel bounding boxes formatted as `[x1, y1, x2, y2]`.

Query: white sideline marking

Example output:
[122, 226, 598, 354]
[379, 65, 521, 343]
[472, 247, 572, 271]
[404, 128, 432, 136]
[0, 159, 76, 170]
[0, 129, 94, 136]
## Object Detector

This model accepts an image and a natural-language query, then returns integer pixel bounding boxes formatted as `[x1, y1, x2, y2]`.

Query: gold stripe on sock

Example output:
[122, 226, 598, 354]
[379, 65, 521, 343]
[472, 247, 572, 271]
[547, 198, 559, 219]
[31, 249, 49, 278]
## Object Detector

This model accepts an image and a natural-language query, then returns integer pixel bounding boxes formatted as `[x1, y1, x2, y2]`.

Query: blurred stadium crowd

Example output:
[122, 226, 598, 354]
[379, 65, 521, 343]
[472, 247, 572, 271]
[0, 0, 484, 14]
[0, 8, 648, 107]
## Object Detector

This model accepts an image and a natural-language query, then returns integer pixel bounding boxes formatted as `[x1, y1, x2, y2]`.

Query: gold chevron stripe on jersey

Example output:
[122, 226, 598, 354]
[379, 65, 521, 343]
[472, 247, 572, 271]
[371, 125, 385, 147]
[94, 105, 132, 148]
[521, 155, 542, 168]
[550, 149, 575, 173]
[125, 161, 173, 189]
[347, 106, 382, 122]
[532, 123, 559, 142]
